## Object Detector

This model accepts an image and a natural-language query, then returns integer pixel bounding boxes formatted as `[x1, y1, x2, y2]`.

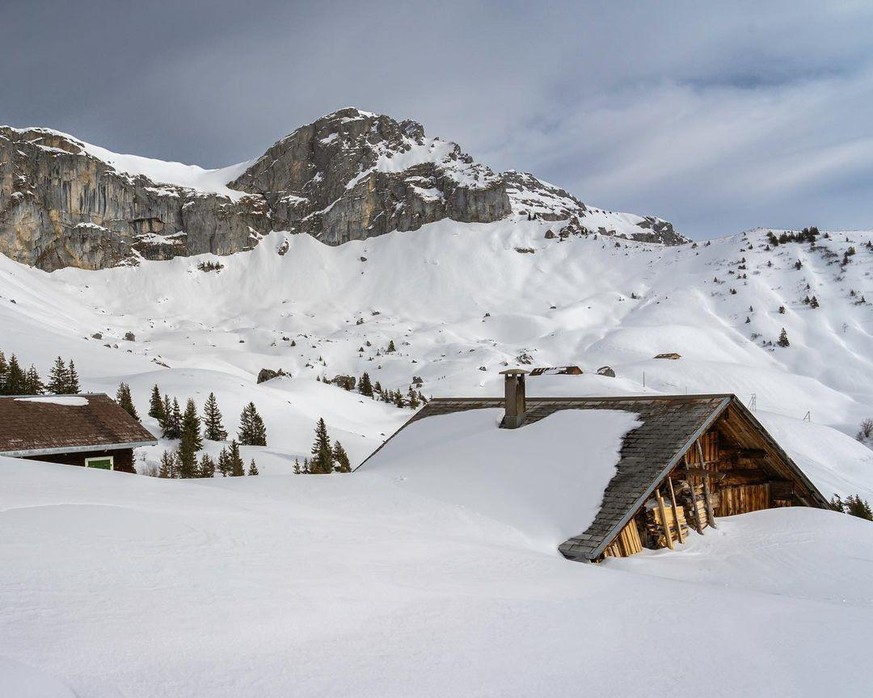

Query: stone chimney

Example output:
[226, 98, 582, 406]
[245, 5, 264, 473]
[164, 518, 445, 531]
[499, 369, 529, 428]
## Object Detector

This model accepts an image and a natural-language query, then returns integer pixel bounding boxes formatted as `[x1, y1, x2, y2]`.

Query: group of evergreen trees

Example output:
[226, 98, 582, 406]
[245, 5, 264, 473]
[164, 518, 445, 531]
[0, 351, 80, 396]
[830, 494, 873, 521]
[293, 418, 351, 474]
[766, 227, 820, 247]
[325, 370, 427, 409]
[146, 385, 264, 479]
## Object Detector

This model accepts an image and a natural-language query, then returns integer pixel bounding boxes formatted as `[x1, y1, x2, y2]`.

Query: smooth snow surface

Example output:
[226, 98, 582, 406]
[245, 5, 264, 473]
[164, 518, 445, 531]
[13, 396, 88, 406]
[1, 458, 872, 697]
[362, 408, 641, 549]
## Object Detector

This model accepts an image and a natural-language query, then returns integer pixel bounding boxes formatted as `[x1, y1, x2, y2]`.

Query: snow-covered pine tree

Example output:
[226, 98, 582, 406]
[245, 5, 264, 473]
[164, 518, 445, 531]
[359, 371, 374, 397]
[67, 360, 81, 393]
[386, 340, 396, 353]
[116, 382, 139, 421]
[777, 328, 790, 347]
[202, 392, 227, 441]
[247, 458, 259, 476]
[47, 356, 69, 394]
[148, 384, 164, 420]
[332, 441, 351, 473]
[228, 440, 245, 477]
[238, 402, 267, 446]
[310, 418, 333, 474]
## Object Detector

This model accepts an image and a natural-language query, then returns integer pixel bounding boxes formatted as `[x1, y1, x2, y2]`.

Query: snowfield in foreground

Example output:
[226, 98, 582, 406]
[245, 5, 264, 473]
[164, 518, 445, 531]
[1, 458, 872, 697]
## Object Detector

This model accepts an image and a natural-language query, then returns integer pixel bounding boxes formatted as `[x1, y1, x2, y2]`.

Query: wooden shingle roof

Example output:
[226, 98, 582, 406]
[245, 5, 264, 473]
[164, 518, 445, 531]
[359, 393, 827, 562]
[0, 394, 157, 457]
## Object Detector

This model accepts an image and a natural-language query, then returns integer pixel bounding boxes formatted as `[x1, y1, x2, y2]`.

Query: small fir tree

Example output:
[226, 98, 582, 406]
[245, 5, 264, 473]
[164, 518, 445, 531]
[24, 366, 44, 395]
[228, 440, 245, 477]
[238, 402, 267, 446]
[310, 418, 333, 474]
[198, 453, 216, 479]
[217, 447, 230, 477]
[247, 458, 259, 476]
[181, 399, 203, 452]
[332, 441, 351, 473]
[359, 372, 374, 397]
[777, 328, 790, 347]
[116, 382, 139, 421]
[47, 356, 69, 394]
[148, 384, 164, 420]
[386, 340, 396, 353]
[158, 450, 177, 478]
[202, 392, 227, 441]
[162, 398, 183, 439]
[67, 360, 81, 393]
[4, 355, 25, 395]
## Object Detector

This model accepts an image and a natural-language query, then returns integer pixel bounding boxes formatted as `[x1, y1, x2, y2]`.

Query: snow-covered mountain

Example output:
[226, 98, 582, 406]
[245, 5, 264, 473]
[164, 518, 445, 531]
[0, 108, 685, 270]
[1, 220, 871, 498]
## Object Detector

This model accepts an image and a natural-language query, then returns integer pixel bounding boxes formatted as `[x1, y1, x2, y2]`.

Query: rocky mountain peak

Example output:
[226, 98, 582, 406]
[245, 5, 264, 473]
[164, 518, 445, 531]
[0, 109, 686, 271]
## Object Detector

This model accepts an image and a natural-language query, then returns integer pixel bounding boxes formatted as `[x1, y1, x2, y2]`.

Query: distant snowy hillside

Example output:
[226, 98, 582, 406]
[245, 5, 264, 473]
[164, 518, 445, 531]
[1, 222, 871, 500]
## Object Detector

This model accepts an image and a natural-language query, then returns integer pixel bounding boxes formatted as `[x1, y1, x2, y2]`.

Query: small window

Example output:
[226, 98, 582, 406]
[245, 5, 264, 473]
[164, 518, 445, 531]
[85, 456, 114, 470]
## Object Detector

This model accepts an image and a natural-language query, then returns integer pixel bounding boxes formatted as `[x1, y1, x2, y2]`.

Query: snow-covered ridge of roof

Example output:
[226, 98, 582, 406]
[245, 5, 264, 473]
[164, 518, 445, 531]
[361, 407, 642, 550]
[14, 395, 89, 406]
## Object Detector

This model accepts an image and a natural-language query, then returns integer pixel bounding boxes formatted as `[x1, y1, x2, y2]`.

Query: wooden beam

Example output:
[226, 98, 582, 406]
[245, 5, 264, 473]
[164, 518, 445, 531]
[655, 488, 674, 550]
[683, 479, 704, 534]
[683, 467, 726, 479]
[697, 440, 718, 529]
[667, 477, 685, 544]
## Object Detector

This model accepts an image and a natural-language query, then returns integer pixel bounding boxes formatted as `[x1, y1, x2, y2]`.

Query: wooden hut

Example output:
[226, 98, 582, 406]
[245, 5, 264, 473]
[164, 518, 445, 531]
[0, 394, 156, 473]
[358, 373, 828, 562]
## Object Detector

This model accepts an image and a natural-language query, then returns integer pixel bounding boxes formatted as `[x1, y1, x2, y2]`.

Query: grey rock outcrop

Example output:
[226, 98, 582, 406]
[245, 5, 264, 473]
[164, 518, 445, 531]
[1, 108, 686, 271]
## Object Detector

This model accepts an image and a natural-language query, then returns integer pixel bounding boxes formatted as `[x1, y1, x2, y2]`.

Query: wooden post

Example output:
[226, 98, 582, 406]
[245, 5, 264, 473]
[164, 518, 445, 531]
[682, 455, 703, 534]
[667, 477, 685, 544]
[697, 440, 717, 529]
[655, 488, 674, 550]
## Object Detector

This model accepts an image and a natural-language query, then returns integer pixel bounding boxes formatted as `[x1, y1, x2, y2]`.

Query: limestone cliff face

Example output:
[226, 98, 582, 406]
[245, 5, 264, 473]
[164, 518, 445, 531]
[0, 127, 268, 270]
[0, 108, 686, 271]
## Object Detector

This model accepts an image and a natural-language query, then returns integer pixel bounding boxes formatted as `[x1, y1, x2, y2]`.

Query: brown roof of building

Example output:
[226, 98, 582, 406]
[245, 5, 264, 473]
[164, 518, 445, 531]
[358, 393, 828, 561]
[0, 393, 157, 457]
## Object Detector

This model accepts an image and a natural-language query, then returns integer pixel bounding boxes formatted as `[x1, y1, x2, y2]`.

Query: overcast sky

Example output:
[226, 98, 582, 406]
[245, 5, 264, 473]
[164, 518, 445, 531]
[2, 0, 871, 238]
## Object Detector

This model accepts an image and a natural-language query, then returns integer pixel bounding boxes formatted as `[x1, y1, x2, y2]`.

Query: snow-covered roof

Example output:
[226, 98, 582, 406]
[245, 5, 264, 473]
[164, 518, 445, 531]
[0, 393, 156, 457]
[360, 394, 829, 560]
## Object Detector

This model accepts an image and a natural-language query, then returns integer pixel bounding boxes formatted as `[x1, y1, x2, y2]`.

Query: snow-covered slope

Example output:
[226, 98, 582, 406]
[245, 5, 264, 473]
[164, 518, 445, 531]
[1, 222, 872, 499]
[1, 457, 871, 697]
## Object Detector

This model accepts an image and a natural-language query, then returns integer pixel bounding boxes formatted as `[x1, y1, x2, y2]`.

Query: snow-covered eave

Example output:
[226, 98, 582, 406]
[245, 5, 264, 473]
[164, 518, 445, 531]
[0, 439, 158, 458]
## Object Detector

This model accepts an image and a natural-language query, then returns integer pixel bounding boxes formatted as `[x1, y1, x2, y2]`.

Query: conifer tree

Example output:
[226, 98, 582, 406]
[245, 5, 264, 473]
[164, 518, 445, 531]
[177, 438, 198, 479]
[310, 418, 333, 474]
[810, 296, 820, 309]
[386, 340, 396, 353]
[160, 395, 173, 433]
[777, 328, 790, 347]
[158, 450, 177, 478]
[181, 399, 203, 451]
[332, 441, 351, 473]
[24, 366, 44, 395]
[202, 392, 227, 441]
[238, 402, 267, 446]
[217, 447, 230, 477]
[228, 440, 245, 477]
[5, 355, 25, 395]
[148, 384, 164, 420]
[359, 372, 374, 397]
[0, 352, 7, 393]
[162, 397, 183, 439]
[116, 382, 139, 421]
[247, 458, 259, 476]
[67, 360, 81, 393]
[198, 453, 216, 479]
[407, 387, 420, 409]
[845, 495, 873, 521]
[47, 356, 69, 394]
